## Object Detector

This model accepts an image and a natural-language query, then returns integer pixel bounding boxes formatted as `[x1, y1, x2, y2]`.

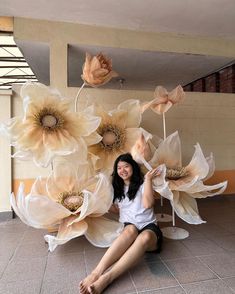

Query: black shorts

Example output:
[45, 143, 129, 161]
[124, 222, 163, 253]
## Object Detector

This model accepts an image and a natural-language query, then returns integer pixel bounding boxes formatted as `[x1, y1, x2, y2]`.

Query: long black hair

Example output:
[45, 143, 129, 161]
[112, 153, 144, 202]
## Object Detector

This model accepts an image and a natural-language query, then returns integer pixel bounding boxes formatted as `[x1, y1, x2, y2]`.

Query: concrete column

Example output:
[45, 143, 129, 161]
[0, 90, 13, 220]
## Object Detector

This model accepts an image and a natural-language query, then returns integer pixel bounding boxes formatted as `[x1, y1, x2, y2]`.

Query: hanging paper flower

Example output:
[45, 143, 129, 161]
[141, 85, 185, 114]
[10, 162, 123, 252]
[135, 131, 227, 224]
[89, 99, 152, 171]
[81, 52, 118, 87]
[0, 82, 101, 167]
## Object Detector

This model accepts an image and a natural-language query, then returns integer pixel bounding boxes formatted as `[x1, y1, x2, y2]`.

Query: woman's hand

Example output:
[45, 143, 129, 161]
[145, 167, 161, 181]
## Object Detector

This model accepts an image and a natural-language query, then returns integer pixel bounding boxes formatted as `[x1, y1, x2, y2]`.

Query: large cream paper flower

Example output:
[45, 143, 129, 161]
[11, 162, 122, 252]
[89, 99, 152, 171]
[81, 52, 118, 87]
[134, 131, 227, 224]
[1, 82, 101, 167]
[141, 85, 185, 114]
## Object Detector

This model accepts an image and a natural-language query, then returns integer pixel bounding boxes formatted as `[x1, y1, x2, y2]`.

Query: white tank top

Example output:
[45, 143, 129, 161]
[116, 184, 156, 230]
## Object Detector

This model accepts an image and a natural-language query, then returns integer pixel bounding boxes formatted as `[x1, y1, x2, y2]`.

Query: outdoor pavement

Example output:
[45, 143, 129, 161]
[0, 196, 235, 294]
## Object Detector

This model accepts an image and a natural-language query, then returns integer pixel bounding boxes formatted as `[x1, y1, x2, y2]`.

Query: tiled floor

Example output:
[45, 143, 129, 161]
[0, 196, 235, 294]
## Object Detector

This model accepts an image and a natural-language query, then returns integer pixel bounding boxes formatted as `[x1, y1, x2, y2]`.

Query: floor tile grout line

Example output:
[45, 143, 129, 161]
[39, 251, 49, 294]
[196, 256, 235, 293]
[159, 256, 187, 294]
[0, 228, 28, 280]
[128, 270, 138, 294]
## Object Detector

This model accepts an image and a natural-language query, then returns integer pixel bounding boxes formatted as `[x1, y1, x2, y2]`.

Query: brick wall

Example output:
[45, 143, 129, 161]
[183, 64, 235, 93]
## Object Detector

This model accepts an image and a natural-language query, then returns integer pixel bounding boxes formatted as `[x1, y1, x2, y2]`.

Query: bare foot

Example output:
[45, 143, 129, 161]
[88, 273, 112, 294]
[79, 272, 100, 294]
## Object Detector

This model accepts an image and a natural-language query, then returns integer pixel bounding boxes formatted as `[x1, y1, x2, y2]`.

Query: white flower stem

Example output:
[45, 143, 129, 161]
[160, 112, 167, 210]
[172, 203, 175, 227]
[163, 112, 166, 140]
[74, 82, 86, 112]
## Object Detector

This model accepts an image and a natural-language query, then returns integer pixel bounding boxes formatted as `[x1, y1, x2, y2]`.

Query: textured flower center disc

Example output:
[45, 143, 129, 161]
[166, 167, 188, 180]
[41, 115, 57, 127]
[99, 124, 125, 151]
[59, 191, 84, 212]
[102, 131, 116, 145]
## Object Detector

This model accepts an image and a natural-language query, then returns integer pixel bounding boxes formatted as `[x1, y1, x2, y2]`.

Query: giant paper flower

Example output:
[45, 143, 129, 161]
[134, 131, 227, 224]
[141, 85, 185, 114]
[0, 82, 101, 167]
[81, 52, 118, 87]
[11, 162, 122, 252]
[89, 99, 152, 171]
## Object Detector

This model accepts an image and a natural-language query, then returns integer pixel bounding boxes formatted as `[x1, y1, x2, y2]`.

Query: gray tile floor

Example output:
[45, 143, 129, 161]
[0, 196, 235, 294]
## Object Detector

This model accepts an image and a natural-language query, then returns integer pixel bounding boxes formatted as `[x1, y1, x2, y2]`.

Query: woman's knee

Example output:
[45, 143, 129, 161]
[137, 230, 156, 248]
[123, 224, 138, 239]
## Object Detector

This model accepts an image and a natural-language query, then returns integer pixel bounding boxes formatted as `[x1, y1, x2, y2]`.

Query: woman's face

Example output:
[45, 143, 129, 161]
[117, 160, 133, 182]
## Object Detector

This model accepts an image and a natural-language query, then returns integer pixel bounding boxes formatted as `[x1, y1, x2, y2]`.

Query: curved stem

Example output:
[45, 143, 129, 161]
[74, 82, 86, 112]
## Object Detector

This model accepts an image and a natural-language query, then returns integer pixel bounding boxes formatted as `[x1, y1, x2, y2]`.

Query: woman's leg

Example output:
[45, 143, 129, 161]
[80, 224, 138, 293]
[88, 230, 157, 294]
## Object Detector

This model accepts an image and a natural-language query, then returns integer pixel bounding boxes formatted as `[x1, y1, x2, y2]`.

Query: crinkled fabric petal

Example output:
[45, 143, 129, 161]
[149, 131, 182, 168]
[154, 86, 168, 98]
[204, 153, 215, 181]
[186, 143, 209, 180]
[108, 110, 128, 129]
[44, 217, 88, 252]
[12, 183, 70, 229]
[124, 128, 151, 152]
[152, 165, 173, 200]
[169, 175, 199, 191]
[168, 85, 185, 104]
[83, 131, 102, 146]
[12, 150, 33, 161]
[85, 216, 123, 247]
[117, 99, 142, 127]
[0, 117, 24, 142]
[186, 180, 227, 198]
[172, 191, 206, 224]
[32, 145, 52, 168]
[69, 112, 101, 137]
[46, 163, 78, 200]
[21, 82, 53, 105]
[10, 184, 31, 226]
[131, 133, 153, 163]
[82, 52, 92, 77]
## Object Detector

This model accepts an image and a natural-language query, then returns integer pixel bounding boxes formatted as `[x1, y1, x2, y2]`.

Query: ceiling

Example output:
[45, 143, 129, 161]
[1, 0, 235, 90]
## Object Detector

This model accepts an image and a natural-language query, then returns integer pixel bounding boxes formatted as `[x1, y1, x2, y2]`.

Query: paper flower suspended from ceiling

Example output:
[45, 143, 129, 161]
[89, 99, 152, 171]
[141, 85, 185, 114]
[81, 52, 118, 87]
[11, 162, 122, 252]
[134, 131, 227, 224]
[0, 82, 101, 167]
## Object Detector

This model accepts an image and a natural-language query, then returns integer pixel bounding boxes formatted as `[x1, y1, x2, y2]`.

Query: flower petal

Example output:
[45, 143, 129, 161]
[186, 180, 227, 198]
[204, 153, 215, 181]
[44, 217, 88, 252]
[172, 191, 206, 224]
[117, 99, 142, 127]
[152, 164, 173, 200]
[149, 131, 182, 168]
[185, 143, 209, 180]
[168, 85, 185, 104]
[85, 216, 123, 247]
[11, 182, 70, 229]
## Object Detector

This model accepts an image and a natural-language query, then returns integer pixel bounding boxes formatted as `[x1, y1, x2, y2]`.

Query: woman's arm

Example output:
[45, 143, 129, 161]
[142, 167, 161, 209]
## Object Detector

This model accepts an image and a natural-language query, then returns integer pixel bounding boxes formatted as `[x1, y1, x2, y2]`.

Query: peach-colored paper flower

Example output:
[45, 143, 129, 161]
[134, 131, 227, 224]
[81, 52, 118, 87]
[89, 99, 152, 171]
[141, 85, 185, 114]
[11, 162, 122, 252]
[0, 82, 101, 167]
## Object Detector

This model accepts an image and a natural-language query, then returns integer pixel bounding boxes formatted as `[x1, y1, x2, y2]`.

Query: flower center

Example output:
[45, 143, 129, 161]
[59, 191, 84, 212]
[41, 115, 57, 128]
[98, 124, 125, 151]
[166, 167, 188, 180]
[34, 107, 64, 132]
